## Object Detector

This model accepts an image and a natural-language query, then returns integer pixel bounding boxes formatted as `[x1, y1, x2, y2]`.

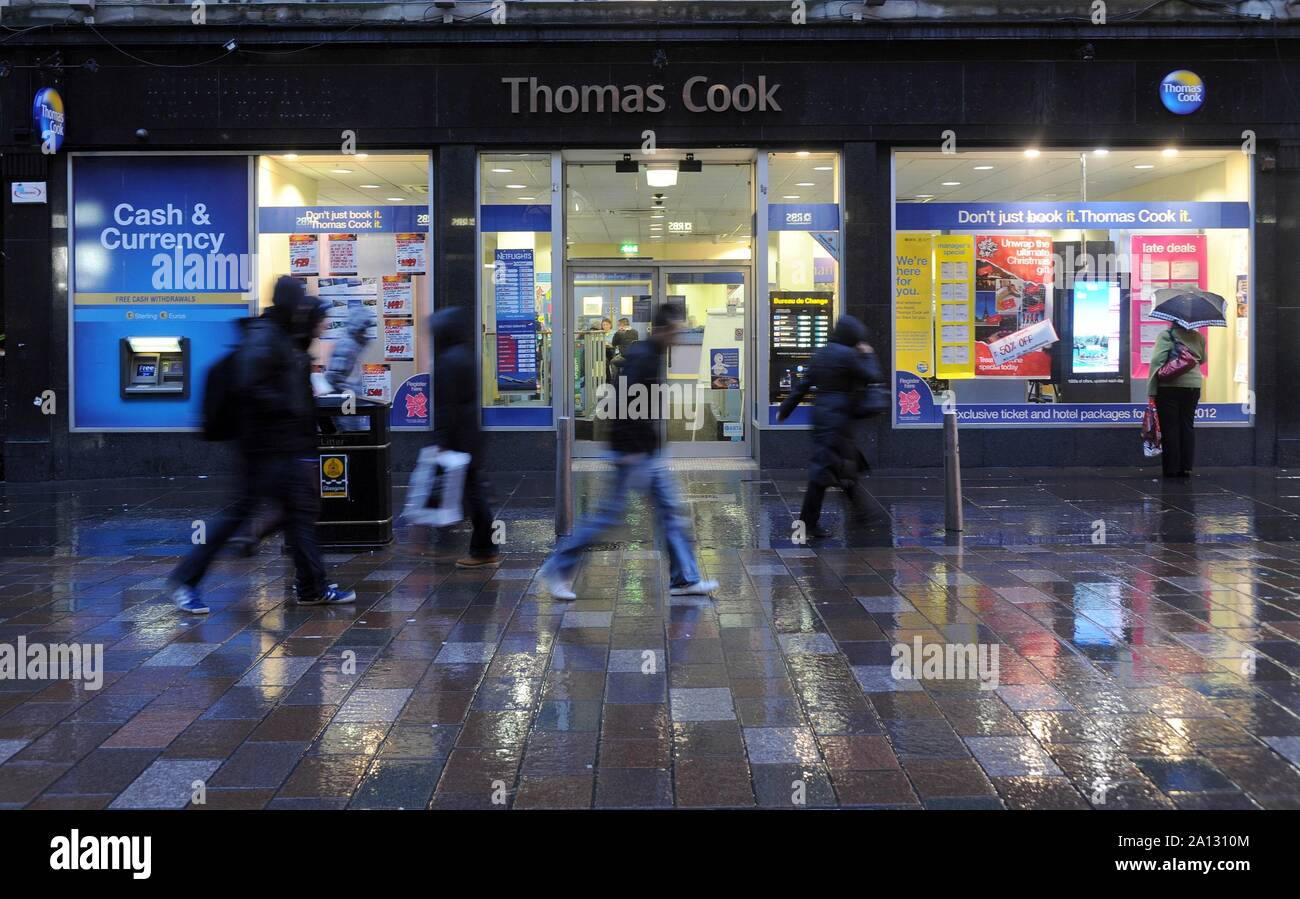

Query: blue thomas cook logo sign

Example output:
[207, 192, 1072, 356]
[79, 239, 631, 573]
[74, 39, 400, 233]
[1160, 70, 1204, 115]
[33, 87, 66, 152]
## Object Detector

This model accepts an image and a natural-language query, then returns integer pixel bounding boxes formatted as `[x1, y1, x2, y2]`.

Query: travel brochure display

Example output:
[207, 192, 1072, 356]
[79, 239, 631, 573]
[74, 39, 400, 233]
[318, 278, 378, 342]
[289, 234, 319, 276]
[769, 291, 831, 402]
[494, 248, 539, 391]
[383, 317, 415, 361]
[934, 235, 975, 378]
[1130, 234, 1206, 377]
[396, 233, 427, 274]
[381, 274, 414, 316]
[327, 233, 358, 275]
[973, 234, 1054, 378]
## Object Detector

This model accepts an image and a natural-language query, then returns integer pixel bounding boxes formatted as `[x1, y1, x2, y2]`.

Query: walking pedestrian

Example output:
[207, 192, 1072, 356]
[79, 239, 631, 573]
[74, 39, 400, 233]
[1148, 322, 1204, 478]
[168, 275, 356, 613]
[324, 303, 375, 432]
[541, 304, 718, 601]
[431, 307, 501, 568]
[777, 314, 884, 538]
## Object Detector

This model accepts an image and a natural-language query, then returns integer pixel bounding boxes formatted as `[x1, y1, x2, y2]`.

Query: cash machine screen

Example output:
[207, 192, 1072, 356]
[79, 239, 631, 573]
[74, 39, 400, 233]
[135, 362, 157, 380]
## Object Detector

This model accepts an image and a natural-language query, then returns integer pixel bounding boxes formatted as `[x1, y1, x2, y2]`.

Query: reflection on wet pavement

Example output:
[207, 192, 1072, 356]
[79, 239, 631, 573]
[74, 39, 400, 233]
[1, 466, 1300, 808]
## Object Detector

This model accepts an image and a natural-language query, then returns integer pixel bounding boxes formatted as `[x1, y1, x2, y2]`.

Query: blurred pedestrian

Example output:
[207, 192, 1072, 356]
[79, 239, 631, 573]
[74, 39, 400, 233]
[325, 303, 375, 432]
[541, 304, 718, 600]
[1148, 322, 1204, 478]
[431, 307, 501, 568]
[777, 314, 883, 538]
[169, 276, 356, 612]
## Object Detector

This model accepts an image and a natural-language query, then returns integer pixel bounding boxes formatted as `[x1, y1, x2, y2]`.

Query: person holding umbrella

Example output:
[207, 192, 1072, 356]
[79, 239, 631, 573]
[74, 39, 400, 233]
[1146, 287, 1226, 479]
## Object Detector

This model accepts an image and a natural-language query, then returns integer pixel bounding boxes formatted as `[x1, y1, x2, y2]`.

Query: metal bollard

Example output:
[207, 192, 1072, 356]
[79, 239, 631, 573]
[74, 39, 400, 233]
[944, 411, 963, 532]
[556, 416, 574, 536]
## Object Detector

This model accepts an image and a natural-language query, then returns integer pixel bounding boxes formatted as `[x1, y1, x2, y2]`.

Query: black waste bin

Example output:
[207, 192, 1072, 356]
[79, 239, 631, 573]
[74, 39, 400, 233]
[313, 396, 393, 550]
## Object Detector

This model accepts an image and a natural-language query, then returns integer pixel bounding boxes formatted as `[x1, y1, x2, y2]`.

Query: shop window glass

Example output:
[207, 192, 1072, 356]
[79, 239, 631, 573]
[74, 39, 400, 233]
[892, 148, 1251, 427]
[480, 153, 554, 416]
[767, 151, 840, 407]
[256, 153, 432, 429]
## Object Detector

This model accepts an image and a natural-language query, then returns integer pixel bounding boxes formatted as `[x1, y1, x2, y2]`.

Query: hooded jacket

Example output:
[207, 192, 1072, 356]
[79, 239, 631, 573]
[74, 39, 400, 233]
[238, 276, 322, 455]
[778, 315, 884, 485]
[431, 307, 481, 458]
[325, 304, 374, 398]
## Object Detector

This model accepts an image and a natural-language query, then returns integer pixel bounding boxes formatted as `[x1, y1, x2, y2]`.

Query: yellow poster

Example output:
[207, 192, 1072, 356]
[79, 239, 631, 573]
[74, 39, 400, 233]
[934, 235, 976, 379]
[894, 233, 935, 378]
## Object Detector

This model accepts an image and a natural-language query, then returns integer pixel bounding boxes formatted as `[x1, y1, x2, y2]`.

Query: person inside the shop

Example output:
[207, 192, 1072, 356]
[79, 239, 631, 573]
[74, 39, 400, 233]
[777, 314, 884, 538]
[541, 303, 718, 601]
[431, 306, 502, 568]
[1148, 322, 1205, 478]
[324, 304, 376, 433]
[168, 276, 357, 613]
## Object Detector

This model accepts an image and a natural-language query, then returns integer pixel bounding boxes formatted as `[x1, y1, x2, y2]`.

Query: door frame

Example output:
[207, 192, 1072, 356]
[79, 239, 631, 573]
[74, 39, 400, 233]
[563, 259, 754, 459]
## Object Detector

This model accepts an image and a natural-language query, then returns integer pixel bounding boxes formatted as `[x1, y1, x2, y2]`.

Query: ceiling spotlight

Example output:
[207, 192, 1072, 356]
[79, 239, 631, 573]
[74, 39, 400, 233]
[1162, 147, 1179, 157]
[973, 165, 994, 171]
[1024, 148, 1041, 158]
[360, 184, 380, 189]
[491, 168, 514, 174]
[615, 153, 639, 174]
[1134, 164, 1155, 170]
[796, 182, 816, 187]
[386, 197, 405, 202]
[1093, 148, 1110, 156]
[505, 183, 526, 189]
[678, 153, 702, 174]
[646, 168, 678, 188]
[941, 181, 961, 187]
[331, 169, 353, 174]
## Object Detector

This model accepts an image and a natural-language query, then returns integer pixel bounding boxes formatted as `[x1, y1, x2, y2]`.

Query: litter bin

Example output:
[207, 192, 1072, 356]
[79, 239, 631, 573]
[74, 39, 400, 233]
[313, 396, 393, 550]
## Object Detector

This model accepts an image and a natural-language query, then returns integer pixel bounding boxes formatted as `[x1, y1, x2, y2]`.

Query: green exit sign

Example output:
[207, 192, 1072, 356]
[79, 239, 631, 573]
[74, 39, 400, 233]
[619, 243, 639, 255]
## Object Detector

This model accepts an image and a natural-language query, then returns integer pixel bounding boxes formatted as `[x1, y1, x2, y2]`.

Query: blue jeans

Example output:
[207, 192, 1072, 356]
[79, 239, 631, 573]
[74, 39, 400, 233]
[546, 452, 701, 588]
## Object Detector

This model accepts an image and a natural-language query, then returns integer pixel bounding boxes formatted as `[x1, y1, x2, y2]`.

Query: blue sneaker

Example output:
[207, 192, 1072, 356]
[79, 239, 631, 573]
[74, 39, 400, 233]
[171, 584, 210, 615]
[297, 583, 356, 606]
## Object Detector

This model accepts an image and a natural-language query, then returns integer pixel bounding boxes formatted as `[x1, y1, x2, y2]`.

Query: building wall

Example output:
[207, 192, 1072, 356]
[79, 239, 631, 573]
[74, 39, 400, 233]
[1, 36, 1297, 479]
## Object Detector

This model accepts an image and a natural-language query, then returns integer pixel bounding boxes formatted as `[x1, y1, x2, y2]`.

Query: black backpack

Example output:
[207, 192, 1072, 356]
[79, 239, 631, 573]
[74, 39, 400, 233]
[201, 344, 243, 441]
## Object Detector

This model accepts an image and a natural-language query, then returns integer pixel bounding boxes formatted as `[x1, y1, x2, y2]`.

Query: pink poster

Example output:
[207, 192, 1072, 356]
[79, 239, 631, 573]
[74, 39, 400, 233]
[973, 234, 1054, 378]
[1129, 235, 1206, 378]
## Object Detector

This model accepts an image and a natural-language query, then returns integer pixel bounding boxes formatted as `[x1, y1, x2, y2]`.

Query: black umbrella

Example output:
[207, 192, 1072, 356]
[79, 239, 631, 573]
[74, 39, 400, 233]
[1149, 287, 1227, 329]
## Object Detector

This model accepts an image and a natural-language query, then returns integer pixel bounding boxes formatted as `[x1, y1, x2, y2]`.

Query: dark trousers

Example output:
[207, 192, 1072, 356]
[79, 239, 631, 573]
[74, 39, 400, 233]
[463, 463, 496, 558]
[1155, 386, 1200, 476]
[800, 473, 871, 528]
[172, 453, 326, 597]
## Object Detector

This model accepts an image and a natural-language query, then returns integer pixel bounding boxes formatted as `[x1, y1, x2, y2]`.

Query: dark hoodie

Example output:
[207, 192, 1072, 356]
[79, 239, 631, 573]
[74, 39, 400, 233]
[238, 276, 321, 455]
[778, 314, 883, 484]
[431, 307, 481, 458]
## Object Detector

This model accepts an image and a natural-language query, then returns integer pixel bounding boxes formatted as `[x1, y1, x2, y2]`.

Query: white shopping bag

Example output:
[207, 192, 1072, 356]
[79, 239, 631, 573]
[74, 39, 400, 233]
[403, 446, 471, 527]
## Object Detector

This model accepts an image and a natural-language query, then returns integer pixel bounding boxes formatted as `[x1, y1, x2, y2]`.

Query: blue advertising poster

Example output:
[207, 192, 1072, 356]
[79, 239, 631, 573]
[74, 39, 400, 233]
[71, 155, 251, 429]
[392, 373, 431, 429]
[895, 201, 1250, 232]
[258, 205, 427, 234]
[708, 348, 740, 389]
[494, 249, 538, 392]
[894, 371, 1248, 427]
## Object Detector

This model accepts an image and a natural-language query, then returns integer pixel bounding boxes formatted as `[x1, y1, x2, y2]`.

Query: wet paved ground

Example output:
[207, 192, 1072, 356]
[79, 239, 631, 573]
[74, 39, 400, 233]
[2, 466, 1300, 809]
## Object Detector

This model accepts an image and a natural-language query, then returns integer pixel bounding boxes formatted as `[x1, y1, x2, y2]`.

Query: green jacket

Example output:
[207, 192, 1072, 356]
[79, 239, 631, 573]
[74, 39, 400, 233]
[1146, 326, 1204, 397]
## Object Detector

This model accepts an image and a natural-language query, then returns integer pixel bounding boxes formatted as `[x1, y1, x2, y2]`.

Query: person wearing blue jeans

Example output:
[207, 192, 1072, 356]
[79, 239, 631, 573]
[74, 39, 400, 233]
[542, 305, 717, 601]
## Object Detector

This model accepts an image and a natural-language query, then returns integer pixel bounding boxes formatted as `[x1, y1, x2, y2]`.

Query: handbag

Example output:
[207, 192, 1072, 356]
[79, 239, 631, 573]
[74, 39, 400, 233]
[402, 445, 471, 527]
[1155, 331, 1198, 382]
[1141, 398, 1162, 458]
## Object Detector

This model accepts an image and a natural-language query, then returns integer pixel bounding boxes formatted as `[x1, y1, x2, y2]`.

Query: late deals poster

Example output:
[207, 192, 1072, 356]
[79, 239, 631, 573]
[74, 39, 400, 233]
[973, 234, 1054, 378]
[1130, 234, 1206, 378]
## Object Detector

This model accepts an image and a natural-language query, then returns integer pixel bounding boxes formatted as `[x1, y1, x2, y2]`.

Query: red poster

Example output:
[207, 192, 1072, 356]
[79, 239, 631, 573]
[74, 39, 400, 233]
[973, 235, 1055, 378]
[1129, 235, 1207, 378]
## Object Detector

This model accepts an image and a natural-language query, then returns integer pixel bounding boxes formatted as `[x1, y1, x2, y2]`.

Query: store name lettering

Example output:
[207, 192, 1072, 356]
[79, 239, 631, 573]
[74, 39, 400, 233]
[503, 76, 781, 114]
[957, 207, 1194, 227]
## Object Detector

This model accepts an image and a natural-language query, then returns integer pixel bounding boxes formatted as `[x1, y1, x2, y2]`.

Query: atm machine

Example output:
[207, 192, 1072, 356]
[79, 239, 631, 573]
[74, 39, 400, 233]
[120, 336, 190, 399]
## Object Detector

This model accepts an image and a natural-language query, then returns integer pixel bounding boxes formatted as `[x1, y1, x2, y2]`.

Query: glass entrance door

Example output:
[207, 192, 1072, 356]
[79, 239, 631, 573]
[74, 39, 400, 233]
[564, 262, 750, 458]
[660, 267, 749, 457]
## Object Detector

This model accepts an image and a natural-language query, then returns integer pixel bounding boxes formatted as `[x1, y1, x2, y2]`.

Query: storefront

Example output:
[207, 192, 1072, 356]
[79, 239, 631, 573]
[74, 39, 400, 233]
[1, 24, 1295, 480]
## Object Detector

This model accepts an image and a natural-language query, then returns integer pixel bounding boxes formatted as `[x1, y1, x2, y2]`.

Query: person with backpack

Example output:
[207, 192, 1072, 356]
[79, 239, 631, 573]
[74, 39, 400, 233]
[431, 307, 501, 568]
[777, 314, 884, 538]
[540, 304, 718, 601]
[168, 276, 357, 613]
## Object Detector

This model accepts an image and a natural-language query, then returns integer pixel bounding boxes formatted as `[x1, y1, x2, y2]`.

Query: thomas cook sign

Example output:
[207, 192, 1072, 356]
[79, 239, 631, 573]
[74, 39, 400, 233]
[503, 76, 782, 114]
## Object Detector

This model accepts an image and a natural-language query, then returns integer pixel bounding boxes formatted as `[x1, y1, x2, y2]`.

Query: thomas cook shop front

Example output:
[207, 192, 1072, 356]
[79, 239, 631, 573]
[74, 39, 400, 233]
[1, 31, 1293, 481]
